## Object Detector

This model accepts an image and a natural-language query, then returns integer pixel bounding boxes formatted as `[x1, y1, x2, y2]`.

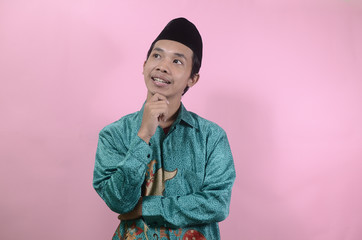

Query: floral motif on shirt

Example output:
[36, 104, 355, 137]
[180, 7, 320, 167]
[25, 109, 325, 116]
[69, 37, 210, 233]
[182, 229, 206, 240]
[144, 159, 177, 196]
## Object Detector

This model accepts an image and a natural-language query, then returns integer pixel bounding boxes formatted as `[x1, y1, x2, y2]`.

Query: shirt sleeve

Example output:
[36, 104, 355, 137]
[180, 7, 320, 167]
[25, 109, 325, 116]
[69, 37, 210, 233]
[142, 130, 236, 228]
[93, 126, 152, 214]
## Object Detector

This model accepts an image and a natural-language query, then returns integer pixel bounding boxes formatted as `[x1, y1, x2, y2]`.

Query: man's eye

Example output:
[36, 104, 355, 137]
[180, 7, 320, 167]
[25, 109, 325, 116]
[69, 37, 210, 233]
[173, 59, 182, 64]
[153, 53, 160, 58]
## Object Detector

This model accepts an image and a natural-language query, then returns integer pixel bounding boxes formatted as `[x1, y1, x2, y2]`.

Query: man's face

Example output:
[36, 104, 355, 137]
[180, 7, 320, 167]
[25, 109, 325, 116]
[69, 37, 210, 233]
[143, 40, 198, 101]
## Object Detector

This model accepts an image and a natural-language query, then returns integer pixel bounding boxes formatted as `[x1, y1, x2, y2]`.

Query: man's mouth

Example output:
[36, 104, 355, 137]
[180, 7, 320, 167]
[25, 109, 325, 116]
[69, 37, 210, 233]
[152, 77, 171, 84]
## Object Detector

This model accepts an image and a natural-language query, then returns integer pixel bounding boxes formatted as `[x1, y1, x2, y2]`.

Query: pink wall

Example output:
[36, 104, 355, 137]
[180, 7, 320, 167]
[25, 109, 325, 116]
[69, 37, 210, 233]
[1, 1, 361, 239]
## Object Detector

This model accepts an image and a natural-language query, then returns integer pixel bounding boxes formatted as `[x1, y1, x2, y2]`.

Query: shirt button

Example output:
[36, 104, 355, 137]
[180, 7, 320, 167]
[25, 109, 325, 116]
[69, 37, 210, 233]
[147, 154, 150, 158]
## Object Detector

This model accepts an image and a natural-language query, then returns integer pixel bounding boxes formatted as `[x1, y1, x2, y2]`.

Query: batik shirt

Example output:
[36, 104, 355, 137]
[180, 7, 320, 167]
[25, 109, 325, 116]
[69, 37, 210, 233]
[93, 103, 236, 240]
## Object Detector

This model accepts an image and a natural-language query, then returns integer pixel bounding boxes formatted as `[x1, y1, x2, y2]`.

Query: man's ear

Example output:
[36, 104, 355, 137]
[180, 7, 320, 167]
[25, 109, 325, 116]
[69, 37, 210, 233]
[188, 73, 200, 88]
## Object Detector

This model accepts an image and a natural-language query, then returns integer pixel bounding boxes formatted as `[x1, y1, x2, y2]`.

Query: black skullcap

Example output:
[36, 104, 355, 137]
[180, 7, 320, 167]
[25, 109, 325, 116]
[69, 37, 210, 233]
[152, 17, 203, 67]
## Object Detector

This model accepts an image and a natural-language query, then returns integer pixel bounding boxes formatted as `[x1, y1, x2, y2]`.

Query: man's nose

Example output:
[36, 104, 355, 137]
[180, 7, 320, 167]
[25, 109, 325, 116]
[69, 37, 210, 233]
[156, 59, 169, 73]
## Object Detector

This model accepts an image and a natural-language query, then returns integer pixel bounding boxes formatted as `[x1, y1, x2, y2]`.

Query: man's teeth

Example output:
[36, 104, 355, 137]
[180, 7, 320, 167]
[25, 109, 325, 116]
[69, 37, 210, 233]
[153, 77, 169, 84]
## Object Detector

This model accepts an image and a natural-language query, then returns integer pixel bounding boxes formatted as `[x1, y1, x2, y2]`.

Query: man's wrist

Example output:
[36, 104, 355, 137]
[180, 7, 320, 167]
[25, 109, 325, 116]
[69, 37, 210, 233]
[138, 130, 151, 144]
[136, 197, 143, 217]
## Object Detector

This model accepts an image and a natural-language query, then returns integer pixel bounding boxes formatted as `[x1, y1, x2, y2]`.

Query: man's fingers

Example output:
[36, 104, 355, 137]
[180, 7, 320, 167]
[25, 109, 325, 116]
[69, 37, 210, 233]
[158, 113, 167, 122]
[149, 106, 169, 122]
[146, 99, 169, 121]
[150, 93, 169, 104]
[139, 93, 170, 141]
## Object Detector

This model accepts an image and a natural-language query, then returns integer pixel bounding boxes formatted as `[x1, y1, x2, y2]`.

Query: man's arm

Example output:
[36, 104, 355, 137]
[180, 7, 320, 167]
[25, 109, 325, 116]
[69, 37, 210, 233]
[93, 93, 170, 215]
[93, 128, 151, 214]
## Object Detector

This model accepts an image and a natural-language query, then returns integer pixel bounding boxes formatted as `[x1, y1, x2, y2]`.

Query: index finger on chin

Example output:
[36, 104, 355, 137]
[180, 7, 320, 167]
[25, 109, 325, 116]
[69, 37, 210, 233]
[151, 93, 169, 103]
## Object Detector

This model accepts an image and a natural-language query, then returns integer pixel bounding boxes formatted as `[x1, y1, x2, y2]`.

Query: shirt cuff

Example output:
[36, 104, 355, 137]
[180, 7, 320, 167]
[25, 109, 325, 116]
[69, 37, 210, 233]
[129, 135, 153, 165]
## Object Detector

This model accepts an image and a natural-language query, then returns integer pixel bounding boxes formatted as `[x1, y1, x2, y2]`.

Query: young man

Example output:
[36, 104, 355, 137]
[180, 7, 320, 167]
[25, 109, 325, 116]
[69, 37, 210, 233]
[93, 18, 236, 240]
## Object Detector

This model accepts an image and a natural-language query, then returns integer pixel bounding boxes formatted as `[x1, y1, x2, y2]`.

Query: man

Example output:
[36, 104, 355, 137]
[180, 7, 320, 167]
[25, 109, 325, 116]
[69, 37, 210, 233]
[93, 17, 236, 240]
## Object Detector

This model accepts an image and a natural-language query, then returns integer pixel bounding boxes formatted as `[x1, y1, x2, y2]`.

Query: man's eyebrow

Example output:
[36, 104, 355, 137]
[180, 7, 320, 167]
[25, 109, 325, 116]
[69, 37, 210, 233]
[174, 52, 187, 60]
[153, 47, 164, 52]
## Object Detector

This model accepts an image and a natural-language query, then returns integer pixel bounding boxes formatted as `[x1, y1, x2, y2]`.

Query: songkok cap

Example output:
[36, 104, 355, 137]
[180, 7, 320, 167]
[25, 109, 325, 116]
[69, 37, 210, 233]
[151, 17, 203, 68]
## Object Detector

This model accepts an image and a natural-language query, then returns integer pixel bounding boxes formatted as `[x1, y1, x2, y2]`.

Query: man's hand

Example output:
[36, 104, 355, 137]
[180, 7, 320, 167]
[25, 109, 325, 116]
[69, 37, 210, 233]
[138, 93, 169, 144]
[118, 197, 142, 221]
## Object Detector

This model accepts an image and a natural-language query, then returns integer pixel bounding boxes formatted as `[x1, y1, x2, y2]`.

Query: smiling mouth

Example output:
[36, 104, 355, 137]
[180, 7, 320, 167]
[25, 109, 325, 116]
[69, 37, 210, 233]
[152, 77, 171, 84]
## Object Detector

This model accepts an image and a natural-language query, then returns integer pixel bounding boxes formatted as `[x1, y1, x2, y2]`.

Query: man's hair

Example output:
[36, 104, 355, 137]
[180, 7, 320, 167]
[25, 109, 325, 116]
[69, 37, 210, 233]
[146, 42, 201, 95]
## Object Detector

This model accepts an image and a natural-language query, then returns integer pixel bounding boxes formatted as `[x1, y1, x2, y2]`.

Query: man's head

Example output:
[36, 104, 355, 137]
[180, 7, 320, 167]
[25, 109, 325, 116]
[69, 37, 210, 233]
[145, 18, 203, 96]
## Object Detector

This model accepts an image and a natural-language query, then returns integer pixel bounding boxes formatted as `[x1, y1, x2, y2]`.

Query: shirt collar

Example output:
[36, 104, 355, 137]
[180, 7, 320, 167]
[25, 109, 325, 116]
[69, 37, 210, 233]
[176, 102, 197, 129]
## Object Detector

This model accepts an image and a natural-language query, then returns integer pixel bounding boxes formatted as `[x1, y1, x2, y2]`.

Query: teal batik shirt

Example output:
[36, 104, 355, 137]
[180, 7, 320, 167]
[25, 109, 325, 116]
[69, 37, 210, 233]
[93, 103, 236, 240]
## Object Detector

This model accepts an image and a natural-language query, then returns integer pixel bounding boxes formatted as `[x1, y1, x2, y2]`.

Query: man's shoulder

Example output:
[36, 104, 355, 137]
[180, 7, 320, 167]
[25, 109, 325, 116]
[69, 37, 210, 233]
[100, 111, 140, 133]
[187, 110, 226, 135]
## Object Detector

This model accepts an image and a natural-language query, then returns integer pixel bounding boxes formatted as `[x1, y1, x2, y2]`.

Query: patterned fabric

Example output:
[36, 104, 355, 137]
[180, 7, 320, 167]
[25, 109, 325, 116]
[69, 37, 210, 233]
[93, 103, 236, 240]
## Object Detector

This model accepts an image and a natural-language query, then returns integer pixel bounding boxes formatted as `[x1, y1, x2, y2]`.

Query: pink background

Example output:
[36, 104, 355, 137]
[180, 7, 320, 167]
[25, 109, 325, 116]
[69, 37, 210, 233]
[1, 1, 361, 239]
